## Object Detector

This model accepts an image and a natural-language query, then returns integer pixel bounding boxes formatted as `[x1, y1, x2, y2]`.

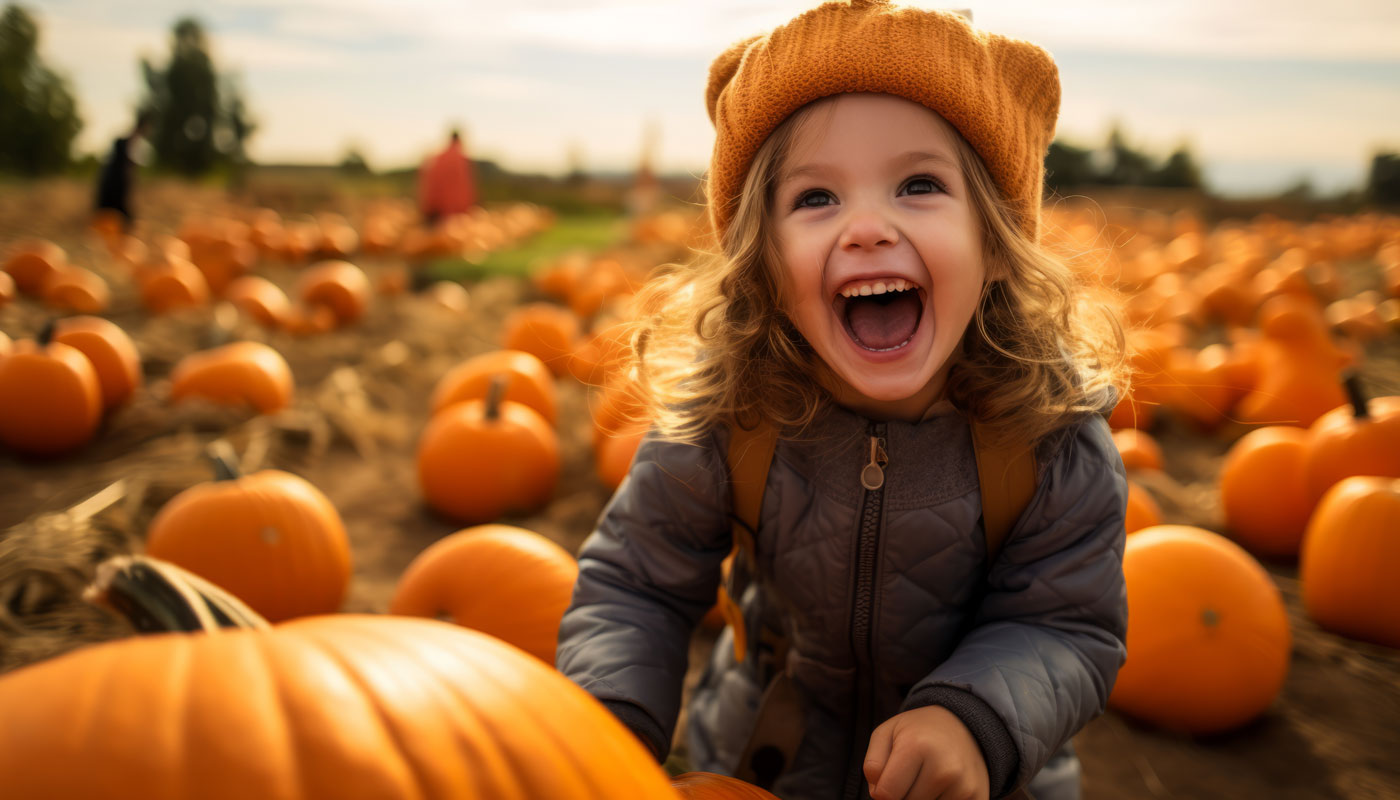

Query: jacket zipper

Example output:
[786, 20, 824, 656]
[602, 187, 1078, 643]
[843, 424, 888, 800]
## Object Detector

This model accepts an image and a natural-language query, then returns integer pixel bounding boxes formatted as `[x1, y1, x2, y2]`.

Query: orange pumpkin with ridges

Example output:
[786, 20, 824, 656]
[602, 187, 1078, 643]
[430, 350, 557, 425]
[1110, 525, 1291, 733]
[417, 378, 559, 523]
[390, 525, 578, 663]
[1220, 426, 1313, 557]
[169, 341, 294, 414]
[672, 772, 780, 799]
[52, 316, 142, 410]
[140, 257, 210, 314]
[0, 613, 680, 799]
[1300, 477, 1400, 648]
[0, 322, 102, 455]
[146, 443, 351, 622]
[1301, 376, 1400, 506]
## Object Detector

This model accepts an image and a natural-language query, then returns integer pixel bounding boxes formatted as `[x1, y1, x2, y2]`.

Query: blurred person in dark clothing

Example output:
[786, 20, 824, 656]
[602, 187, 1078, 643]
[94, 110, 153, 231]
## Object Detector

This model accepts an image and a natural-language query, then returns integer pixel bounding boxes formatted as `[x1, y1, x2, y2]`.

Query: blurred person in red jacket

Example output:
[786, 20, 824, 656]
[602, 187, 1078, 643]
[417, 128, 478, 226]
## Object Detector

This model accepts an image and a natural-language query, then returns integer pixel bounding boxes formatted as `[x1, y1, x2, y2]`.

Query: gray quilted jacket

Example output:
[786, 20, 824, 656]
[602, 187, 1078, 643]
[557, 400, 1128, 799]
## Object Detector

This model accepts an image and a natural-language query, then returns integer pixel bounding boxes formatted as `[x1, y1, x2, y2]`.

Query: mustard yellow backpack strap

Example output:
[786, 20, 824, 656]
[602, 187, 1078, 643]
[969, 420, 1038, 564]
[719, 419, 778, 664]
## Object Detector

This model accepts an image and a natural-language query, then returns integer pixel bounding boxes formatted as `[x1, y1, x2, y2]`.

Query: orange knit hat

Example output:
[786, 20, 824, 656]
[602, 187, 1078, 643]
[705, 0, 1060, 242]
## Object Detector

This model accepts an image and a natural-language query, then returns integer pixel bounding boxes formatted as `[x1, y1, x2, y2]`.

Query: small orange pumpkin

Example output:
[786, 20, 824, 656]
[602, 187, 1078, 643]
[1300, 477, 1400, 648]
[430, 350, 558, 424]
[389, 525, 578, 663]
[597, 425, 647, 491]
[169, 341, 294, 414]
[0, 321, 103, 455]
[52, 316, 142, 410]
[146, 442, 351, 622]
[41, 266, 110, 315]
[569, 320, 635, 387]
[282, 303, 338, 337]
[3, 238, 66, 295]
[1301, 376, 1400, 506]
[0, 270, 16, 308]
[1219, 426, 1313, 558]
[1236, 294, 1350, 427]
[223, 275, 291, 328]
[502, 303, 579, 376]
[417, 377, 560, 523]
[297, 260, 371, 325]
[671, 772, 781, 799]
[1111, 428, 1163, 471]
[1124, 481, 1161, 534]
[140, 256, 210, 314]
[1109, 525, 1291, 733]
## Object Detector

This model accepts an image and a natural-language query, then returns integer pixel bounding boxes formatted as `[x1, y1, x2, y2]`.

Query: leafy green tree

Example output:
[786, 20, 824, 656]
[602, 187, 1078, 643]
[0, 4, 82, 175]
[1365, 152, 1400, 205]
[1100, 125, 1155, 187]
[339, 146, 371, 175]
[141, 17, 255, 176]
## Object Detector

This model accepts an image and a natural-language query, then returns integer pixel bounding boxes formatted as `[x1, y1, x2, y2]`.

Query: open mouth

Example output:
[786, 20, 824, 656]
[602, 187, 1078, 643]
[832, 279, 925, 352]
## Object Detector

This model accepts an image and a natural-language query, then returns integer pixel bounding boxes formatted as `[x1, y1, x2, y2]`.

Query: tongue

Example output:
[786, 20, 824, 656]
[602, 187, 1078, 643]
[847, 292, 921, 350]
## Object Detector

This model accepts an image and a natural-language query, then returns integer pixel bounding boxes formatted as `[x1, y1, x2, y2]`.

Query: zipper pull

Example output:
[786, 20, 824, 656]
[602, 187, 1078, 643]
[860, 436, 888, 490]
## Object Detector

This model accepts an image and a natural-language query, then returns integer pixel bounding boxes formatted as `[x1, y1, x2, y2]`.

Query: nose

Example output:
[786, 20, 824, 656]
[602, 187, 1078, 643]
[837, 207, 899, 251]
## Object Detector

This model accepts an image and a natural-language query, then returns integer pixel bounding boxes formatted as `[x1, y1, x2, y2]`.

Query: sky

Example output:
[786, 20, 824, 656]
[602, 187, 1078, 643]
[28, 0, 1400, 196]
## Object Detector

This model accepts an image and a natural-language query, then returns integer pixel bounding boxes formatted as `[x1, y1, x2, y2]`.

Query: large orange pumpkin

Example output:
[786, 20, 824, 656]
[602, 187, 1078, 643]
[671, 772, 781, 799]
[0, 322, 103, 455]
[1219, 426, 1313, 558]
[430, 350, 558, 425]
[1300, 477, 1400, 648]
[0, 614, 679, 799]
[169, 341, 294, 414]
[389, 525, 578, 663]
[146, 443, 351, 622]
[1301, 377, 1400, 506]
[1109, 525, 1291, 733]
[52, 316, 142, 410]
[417, 378, 560, 523]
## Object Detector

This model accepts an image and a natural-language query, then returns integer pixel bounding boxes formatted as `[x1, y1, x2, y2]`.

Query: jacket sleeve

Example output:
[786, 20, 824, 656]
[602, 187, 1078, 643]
[902, 414, 1128, 796]
[556, 427, 733, 761]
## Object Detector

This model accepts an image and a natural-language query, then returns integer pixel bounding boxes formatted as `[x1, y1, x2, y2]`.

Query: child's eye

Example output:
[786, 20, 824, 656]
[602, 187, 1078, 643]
[793, 189, 836, 210]
[900, 176, 947, 196]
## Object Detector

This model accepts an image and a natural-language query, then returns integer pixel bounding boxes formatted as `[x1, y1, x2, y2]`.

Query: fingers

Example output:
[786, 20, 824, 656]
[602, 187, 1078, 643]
[869, 746, 922, 800]
[863, 717, 895, 786]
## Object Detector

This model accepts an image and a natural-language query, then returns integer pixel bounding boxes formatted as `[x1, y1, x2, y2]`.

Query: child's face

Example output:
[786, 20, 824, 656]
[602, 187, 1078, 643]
[771, 93, 985, 412]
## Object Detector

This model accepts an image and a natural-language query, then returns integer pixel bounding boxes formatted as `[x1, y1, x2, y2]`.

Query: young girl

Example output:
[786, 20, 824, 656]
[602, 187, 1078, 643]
[557, 3, 1129, 799]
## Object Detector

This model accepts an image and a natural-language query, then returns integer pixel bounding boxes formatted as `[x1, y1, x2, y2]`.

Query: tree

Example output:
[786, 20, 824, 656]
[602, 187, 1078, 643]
[140, 17, 255, 176]
[339, 146, 371, 175]
[1365, 152, 1400, 206]
[0, 4, 82, 175]
[1150, 145, 1204, 190]
[1099, 125, 1155, 187]
[1043, 140, 1095, 195]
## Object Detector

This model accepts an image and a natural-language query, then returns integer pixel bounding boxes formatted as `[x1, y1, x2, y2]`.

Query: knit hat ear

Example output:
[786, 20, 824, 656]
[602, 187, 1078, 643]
[706, 35, 761, 125]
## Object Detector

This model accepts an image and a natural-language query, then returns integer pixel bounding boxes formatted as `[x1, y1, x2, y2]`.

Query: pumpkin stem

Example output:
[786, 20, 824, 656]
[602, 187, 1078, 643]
[485, 374, 507, 422]
[84, 555, 270, 633]
[1343, 373, 1369, 419]
[38, 318, 57, 347]
[208, 440, 243, 481]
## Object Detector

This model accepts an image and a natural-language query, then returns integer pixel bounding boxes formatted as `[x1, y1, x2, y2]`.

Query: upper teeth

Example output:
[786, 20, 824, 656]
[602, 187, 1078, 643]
[839, 279, 912, 298]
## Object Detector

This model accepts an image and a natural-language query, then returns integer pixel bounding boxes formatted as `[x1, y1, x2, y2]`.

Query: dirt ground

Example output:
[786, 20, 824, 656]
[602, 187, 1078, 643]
[1, 180, 1397, 799]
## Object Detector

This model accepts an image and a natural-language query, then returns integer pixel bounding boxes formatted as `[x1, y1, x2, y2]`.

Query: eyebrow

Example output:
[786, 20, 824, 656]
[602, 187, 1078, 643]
[779, 150, 960, 185]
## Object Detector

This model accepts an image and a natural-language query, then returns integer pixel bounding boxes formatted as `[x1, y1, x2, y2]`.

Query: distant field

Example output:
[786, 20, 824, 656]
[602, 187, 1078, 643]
[424, 214, 630, 282]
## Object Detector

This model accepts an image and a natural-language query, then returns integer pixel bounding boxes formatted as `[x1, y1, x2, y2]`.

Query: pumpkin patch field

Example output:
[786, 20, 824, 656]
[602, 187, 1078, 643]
[1, 179, 1398, 799]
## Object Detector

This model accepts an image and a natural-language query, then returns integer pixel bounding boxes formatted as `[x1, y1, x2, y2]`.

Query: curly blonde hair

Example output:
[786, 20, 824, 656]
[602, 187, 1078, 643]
[629, 101, 1127, 447]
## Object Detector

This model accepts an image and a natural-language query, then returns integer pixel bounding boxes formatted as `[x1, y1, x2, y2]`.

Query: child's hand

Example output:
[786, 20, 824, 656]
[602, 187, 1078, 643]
[863, 705, 989, 800]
